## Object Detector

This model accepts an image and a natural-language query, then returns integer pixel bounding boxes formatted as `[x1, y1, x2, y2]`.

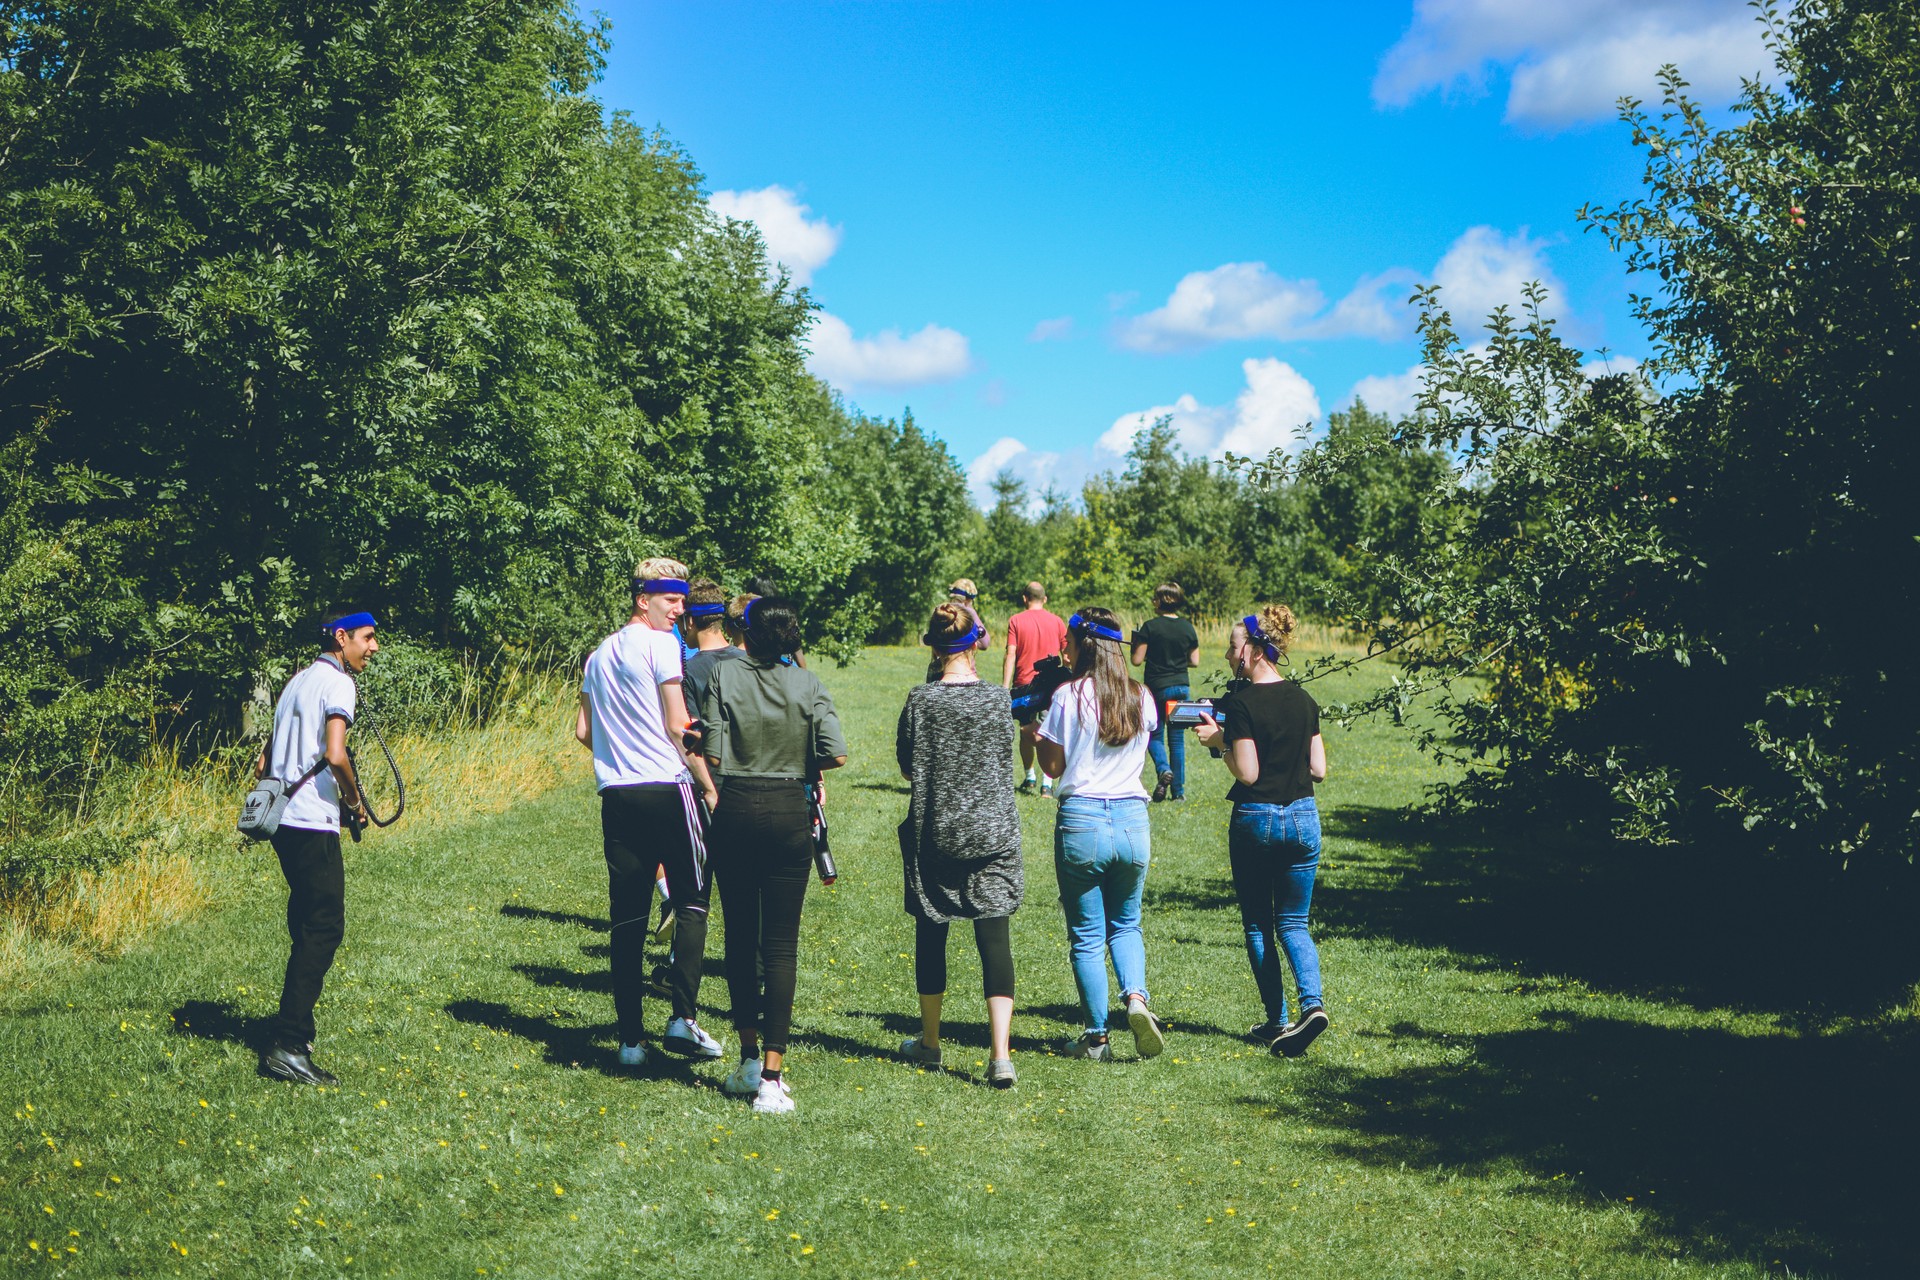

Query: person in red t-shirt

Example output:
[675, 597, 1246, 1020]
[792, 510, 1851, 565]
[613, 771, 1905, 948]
[1002, 580, 1068, 794]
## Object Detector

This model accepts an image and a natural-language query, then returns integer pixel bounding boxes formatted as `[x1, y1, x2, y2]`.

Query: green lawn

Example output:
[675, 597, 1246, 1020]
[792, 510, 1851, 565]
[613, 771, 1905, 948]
[4, 644, 1914, 1278]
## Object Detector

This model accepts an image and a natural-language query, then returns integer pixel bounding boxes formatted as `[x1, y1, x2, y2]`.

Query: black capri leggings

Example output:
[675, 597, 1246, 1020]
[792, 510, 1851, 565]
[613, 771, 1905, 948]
[709, 777, 812, 1058]
[915, 915, 1015, 1000]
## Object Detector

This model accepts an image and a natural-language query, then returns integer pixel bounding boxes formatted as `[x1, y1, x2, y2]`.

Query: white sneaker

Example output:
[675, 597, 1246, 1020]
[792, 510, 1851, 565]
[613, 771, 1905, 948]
[617, 1042, 650, 1067]
[1127, 995, 1166, 1059]
[723, 1058, 764, 1096]
[751, 1076, 795, 1115]
[663, 1017, 724, 1059]
[653, 909, 676, 946]
[900, 1035, 943, 1067]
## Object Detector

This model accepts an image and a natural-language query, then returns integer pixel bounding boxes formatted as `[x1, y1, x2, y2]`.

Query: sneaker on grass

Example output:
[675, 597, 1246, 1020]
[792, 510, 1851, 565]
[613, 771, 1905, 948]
[1126, 995, 1166, 1059]
[663, 1017, 724, 1059]
[1271, 1006, 1329, 1058]
[723, 1058, 763, 1096]
[899, 1035, 943, 1068]
[617, 1042, 651, 1068]
[1065, 1032, 1110, 1061]
[1152, 770, 1174, 803]
[751, 1077, 795, 1115]
[986, 1058, 1016, 1089]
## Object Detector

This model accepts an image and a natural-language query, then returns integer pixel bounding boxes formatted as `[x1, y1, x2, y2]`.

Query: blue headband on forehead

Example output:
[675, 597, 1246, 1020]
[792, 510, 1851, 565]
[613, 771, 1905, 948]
[324, 611, 377, 638]
[635, 577, 690, 596]
[948, 586, 977, 601]
[1068, 613, 1125, 644]
[685, 601, 726, 617]
[1243, 614, 1280, 663]
[931, 621, 984, 654]
[743, 597, 760, 629]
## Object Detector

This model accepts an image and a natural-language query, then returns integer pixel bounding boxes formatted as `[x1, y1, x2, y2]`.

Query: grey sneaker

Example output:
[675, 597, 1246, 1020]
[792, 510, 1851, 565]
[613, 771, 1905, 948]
[986, 1058, 1016, 1089]
[663, 1016, 724, 1059]
[1065, 1032, 1110, 1061]
[1127, 995, 1166, 1059]
[900, 1035, 943, 1067]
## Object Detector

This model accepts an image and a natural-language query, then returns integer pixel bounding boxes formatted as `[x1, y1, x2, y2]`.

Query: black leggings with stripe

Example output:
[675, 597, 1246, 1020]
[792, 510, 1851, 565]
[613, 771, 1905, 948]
[601, 780, 710, 1042]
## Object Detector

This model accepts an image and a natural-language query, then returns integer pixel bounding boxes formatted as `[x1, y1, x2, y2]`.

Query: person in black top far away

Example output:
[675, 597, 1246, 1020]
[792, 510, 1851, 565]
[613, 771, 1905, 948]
[1130, 581, 1200, 802]
[1193, 604, 1330, 1058]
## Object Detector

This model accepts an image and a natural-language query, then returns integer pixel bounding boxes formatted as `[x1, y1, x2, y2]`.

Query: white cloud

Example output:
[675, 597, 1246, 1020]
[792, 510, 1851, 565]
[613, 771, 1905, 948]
[806, 312, 973, 390]
[1580, 353, 1642, 381]
[1028, 316, 1076, 343]
[1375, 0, 1770, 126]
[1117, 263, 1328, 352]
[1430, 225, 1565, 327]
[964, 437, 1096, 511]
[1104, 358, 1323, 462]
[708, 184, 842, 286]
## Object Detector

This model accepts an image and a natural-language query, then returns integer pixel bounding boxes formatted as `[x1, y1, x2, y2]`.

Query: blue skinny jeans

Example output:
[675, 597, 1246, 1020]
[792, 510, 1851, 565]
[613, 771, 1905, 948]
[1054, 795, 1151, 1036]
[1145, 685, 1189, 796]
[1228, 797, 1324, 1026]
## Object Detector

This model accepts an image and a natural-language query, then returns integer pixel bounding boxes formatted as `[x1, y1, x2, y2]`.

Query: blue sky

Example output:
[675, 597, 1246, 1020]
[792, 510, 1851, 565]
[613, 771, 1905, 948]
[591, 1, 1769, 504]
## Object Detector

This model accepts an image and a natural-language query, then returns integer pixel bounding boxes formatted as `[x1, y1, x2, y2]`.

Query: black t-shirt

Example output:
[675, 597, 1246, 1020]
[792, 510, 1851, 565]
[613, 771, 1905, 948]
[683, 646, 745, 723]
[1219, 680, 1320, 805]
[1131, 615, 1199, 692]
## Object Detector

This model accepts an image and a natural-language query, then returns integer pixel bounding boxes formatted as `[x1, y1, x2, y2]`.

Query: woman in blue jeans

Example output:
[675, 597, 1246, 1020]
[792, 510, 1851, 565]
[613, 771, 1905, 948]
[1194, 603, 1331, 1058]
[1035, 606, 1166, 1061]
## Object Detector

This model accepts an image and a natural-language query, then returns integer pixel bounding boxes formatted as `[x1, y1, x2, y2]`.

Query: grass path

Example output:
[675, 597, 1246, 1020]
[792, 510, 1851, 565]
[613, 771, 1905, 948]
[3, 645, 1913, 1278]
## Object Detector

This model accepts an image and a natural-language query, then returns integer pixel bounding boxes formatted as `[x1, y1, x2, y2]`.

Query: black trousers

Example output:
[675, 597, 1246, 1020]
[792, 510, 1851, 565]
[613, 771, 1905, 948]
[601, 781, 711, 1042]
[915, 915, 1016, 999]
[269, 826, 345, 1051]
[709, 777, 812, 1058]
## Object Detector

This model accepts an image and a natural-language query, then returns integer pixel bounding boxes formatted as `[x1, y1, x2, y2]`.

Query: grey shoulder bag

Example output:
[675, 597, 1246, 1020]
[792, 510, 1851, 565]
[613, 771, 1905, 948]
[237, 755, 330, 842]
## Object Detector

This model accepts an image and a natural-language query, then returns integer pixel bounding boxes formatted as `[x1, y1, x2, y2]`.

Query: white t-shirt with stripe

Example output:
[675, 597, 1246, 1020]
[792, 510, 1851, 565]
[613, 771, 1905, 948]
[582, 623, 690, 789]
[267, 655, 358, 832]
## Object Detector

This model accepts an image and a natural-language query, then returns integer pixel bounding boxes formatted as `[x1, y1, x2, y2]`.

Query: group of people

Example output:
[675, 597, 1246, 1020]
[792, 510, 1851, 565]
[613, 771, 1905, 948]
[251, 565, 1332, 1118]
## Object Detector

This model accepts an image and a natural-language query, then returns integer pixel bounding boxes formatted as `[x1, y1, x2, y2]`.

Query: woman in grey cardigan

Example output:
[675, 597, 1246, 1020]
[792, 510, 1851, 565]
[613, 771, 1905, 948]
[895, 602, 1023, 1088]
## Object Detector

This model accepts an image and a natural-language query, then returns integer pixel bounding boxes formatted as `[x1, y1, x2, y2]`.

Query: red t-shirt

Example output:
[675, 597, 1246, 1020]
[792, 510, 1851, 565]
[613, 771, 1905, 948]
[1006, 609, 1068, 685]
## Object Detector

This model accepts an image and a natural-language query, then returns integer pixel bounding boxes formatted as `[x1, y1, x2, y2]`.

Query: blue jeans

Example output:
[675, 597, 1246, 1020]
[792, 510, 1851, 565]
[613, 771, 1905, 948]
[1054, 796, 1151, 1035]
[1228, 798, 1323, 1026]
[1145, 685, 1189, 795]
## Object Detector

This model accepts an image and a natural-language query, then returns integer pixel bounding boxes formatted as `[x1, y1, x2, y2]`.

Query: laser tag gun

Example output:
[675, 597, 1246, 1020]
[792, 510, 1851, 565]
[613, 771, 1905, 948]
[1009, 654, 1074, 725]
[808, 781, 836, 884]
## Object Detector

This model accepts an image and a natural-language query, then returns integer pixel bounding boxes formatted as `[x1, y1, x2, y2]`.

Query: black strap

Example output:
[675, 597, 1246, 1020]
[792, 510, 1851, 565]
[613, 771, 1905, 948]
[282, 753, 331, 797]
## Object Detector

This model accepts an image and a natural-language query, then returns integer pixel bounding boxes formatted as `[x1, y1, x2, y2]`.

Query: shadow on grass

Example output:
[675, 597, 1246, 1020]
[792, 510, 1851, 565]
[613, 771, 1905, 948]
[1319, 804, 1920, 1019]
[500, 903, 607, 932]
[170, 999, 266, 1050]
[1257, 1011, 1919, 1278]
[839, 1006, 1060, 1055]
[851, 781, 910, 795]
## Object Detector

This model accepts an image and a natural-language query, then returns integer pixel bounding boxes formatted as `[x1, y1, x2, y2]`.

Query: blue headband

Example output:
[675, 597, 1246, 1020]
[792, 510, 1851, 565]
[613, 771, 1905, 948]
[1243, 615, 1280, 663]
[743, 598, 760, 629]
[949, 586, 977, 601]
[685, 601, 726, 617]
[635, 577, 690, 596]
[324, 611, 377, 638]
[1069, 613, 1125, 644]
[932, 621, 984, 654]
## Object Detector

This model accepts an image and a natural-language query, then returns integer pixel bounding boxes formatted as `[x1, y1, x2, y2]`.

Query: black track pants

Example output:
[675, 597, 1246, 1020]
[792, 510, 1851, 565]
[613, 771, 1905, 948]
[915, 914, 1016, 999]
[601, 781, 711, 1041]
[709, 777, 812, 1058]
[269, 826, 345, 1050]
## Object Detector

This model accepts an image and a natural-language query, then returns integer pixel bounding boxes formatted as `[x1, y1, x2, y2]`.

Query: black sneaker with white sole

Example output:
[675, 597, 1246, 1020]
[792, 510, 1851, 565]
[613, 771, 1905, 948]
[1271, 1006, 1329, 1058]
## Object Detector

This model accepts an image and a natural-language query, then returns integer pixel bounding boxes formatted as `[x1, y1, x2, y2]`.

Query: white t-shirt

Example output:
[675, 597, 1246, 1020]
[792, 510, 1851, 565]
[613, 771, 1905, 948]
[1036, 679, 1159, 801]
[582, 623, 690, 789]
[267, 655, 358, 832]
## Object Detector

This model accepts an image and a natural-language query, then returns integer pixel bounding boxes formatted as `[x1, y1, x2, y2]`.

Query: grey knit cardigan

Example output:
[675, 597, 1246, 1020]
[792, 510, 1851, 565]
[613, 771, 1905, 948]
[894, 681, 1024, 922]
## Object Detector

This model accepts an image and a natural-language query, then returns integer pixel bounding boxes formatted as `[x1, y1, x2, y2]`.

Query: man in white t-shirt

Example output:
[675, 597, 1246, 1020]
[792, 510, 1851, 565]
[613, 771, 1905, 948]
[576, 557, 725, 1067]
[254, 610, 378, 1086]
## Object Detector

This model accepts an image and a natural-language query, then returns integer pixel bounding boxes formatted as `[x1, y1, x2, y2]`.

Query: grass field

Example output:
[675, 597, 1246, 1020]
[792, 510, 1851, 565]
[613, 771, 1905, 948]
[3, 642, 1915, 1278]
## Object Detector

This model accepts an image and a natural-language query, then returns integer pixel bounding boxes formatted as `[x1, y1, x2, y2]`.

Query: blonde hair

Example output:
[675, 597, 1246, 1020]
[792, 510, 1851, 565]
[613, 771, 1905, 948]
[923, 601, 978, 681]
[634, 556, 689, 585]
[1235, 603, 1298, 664]
[948, 578, 978, 599]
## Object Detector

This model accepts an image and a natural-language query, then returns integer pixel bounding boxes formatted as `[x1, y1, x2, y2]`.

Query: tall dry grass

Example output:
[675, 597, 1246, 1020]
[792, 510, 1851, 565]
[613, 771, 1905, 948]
[0, 667, 582, 991]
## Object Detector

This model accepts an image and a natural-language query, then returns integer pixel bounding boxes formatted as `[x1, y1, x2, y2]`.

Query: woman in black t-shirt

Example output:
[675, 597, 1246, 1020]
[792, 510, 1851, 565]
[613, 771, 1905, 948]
[1194, 603, 1330, 1058]
[1130, 581, 1200, 802]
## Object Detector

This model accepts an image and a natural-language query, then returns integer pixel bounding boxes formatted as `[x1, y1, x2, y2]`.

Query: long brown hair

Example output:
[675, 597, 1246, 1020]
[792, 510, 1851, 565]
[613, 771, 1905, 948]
[1069, 605, 1142, 746]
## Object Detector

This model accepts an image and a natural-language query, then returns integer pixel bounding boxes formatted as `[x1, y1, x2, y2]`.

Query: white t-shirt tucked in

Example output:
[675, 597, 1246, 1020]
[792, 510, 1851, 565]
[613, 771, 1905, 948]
[1036, 680, 1158, 801]
[268, 656, 358, 832]
[582, 624, 690, 789]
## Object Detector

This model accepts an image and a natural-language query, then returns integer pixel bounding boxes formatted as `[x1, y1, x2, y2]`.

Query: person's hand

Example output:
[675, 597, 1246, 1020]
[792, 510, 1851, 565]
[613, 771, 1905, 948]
[1193, 714, 1225, 751]
[702, 786, 720, 813]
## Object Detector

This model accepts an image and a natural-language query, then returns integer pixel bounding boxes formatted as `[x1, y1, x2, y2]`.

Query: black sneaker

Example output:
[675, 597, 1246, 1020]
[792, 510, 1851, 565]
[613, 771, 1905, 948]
[1271, 1007, 1329, 1058]
[1247, 1020, 1287, 1046]
[261, 1045, 339, 1086]
[1151, 771, 1173, 802]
